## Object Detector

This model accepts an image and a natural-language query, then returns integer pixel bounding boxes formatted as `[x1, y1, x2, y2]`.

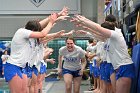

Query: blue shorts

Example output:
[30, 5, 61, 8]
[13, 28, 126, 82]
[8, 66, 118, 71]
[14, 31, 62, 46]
[62, 68, 81, 78]
[22, 63, 29, 75]
[104, 63, 114, 82]
[4, 62, 26, 82]
[115, 64, 135, 80]
[89, 63, 94, 75]
[39, 63, 47, 74]
[100, 61, 107, 80]
[27, 65, 38, 78]
[27, 66, 32, 78]
[32, 65, 38, 76]
[93, 66, 100, 78]
[92, 59, 100, 78]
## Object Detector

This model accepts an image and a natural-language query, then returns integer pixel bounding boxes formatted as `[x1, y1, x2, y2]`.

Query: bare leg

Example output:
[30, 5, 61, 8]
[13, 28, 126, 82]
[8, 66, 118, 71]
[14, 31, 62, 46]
[8, 74, 27, 93]
[63, 74, 73, 93]
[27, 78, 31, 93]
[37, 73, 46, 93]
[38, 81, 43, 93]
[22, 74, 28, 93]
[96, 78, 100, 93]
[29, 72, 38, 93]
[108, 83, 113, 93]
[93, 78, 98, 93]
[106, 83, 111, 93]
[73, 76, 82, 93]
[110, 73, 116, 93]
[37, 73, 42, 93]
[116, 77, 131, 93]
[100, 81, 107, 93]
[99, 79, 103, 93]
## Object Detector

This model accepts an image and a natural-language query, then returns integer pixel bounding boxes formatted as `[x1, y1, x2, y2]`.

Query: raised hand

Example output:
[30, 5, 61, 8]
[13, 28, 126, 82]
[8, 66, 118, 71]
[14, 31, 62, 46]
[58, 6, 69, 16]
[56, 30, 65, 38]
[49, 13, 58, 24]
[70, 16, 86, 28]
[56, 15, 70, 21]
[75, 30, 87, 35]
[74, 15, 89, 22]
[63, 30, 75, 36]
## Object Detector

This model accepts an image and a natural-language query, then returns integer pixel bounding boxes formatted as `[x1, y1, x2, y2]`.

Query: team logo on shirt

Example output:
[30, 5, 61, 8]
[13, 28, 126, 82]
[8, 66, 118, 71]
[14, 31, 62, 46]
[29, 0, 45, 7]
[64, 56, 78, 62]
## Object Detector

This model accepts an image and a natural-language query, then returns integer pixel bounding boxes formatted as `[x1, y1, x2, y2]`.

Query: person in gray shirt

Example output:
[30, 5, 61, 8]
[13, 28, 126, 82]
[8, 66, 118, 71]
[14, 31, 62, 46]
[58, 37, 86, 93]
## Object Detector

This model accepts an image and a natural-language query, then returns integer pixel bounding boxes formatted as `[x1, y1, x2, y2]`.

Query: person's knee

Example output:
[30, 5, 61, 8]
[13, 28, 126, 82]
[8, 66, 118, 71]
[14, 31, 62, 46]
[74, 86, 80, 93]
[66, 86, 71, 90]
[74, 89, 79, 93]
[66, 84, 72, 91]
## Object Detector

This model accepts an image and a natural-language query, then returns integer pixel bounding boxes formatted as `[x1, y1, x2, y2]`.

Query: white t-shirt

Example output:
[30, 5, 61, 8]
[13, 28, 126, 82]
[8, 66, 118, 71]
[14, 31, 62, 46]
[27, 38, 37, 67]
[86, 44, 97, 53]
[86, 44, 97, 64]
[33, 43, 46, 72]
[96, 41, 105, 62]
[91, 41, 105, 67]
[96, 41, 104, 56]
[59, 45, 85, 71]
[7, 28, 32, 68]
[1, 54, 9, 64]
[105, 28, 133, 69]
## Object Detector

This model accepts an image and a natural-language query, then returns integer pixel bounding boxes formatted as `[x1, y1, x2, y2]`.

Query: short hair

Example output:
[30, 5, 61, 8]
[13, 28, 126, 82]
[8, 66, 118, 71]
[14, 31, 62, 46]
[66, 36, 75, 44]
[25, 20, 42, 32]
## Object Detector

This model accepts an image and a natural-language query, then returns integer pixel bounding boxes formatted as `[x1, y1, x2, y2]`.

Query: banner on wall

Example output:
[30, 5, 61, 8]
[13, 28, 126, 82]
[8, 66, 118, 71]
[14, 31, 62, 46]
[0, 0, 80, 14]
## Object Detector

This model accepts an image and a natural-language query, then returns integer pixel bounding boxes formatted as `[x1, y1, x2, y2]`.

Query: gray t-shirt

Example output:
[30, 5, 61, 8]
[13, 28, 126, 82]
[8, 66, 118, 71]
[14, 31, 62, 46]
[59, 45, 85, 71]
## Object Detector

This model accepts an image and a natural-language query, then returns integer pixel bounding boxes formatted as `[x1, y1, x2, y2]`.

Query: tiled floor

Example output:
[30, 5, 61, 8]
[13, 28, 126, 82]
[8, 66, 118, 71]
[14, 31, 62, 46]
[0, 78, 92, 93]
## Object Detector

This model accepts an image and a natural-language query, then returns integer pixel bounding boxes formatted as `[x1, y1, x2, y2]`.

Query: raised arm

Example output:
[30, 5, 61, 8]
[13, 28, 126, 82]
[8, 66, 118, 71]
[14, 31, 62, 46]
[58, 6, 69, 17]
[39, 6, 69, 29]
[40, 30, 65, 43]
[29, 13, 57, 38]
[75, 30, 106, 41]
[39, 17, 50, 29]
[85, 27, 107, 41]
[72, 15, 111, 38]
